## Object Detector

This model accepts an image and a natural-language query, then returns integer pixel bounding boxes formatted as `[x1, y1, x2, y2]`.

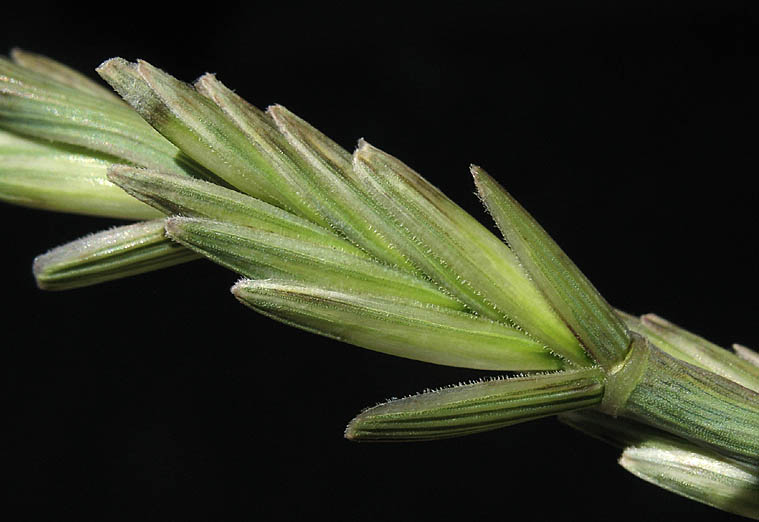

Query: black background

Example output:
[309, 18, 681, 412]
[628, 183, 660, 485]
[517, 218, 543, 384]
[3, 3, 758, 521]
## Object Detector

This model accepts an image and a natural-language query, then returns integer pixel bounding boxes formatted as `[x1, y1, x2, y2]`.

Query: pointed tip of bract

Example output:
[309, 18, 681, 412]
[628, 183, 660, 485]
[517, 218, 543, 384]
[163, 215, 182, 232]
[197, 71, 217, 82]
[342, 400, 400, 442]
[163, 216, 194, 242]
[32, 246, 83, 291]
[469, 165, 499, 205]
[230, 277, 245, 295]
[355, 137, 374, 154]
[343, 418, 361, 441]
[105, 163, 132, 183]
[640, 313, 668, 327]
[32, 253, 53, 290]
[8, 47, 49, 65]
[9, 47, 25, 61]
[266, 103, 301, 128]
[230, 277, 253, 300]
[469, 164, 493, 191]
[95, 56, 132, 76]
[352, 138, 375, 166]
[230, 278, 280, 305]
[193, 72, 229, 107]
[733, 343, 759, 368]
[194, 72, 217, 89]
[231, 278, 284, 295]
[163, 216, 222, 249]
[134, 59, 163, 80]
[108, 58, 167, 87]
[350, 138, 368, 171]
[105, 163, 157, 200]
[342, 400, 385, 442]
[265, 103, 286, 116]
[193, 72, 225, 100]
[31, 237, 88, 290]
[95, 57, 140, 98]
[264, 104, 288, 129]
[469, 164, 507, 220]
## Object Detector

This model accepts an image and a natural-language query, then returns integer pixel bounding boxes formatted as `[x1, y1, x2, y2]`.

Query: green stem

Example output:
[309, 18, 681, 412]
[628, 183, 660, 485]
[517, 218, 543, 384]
[602, 334, 759, 465]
